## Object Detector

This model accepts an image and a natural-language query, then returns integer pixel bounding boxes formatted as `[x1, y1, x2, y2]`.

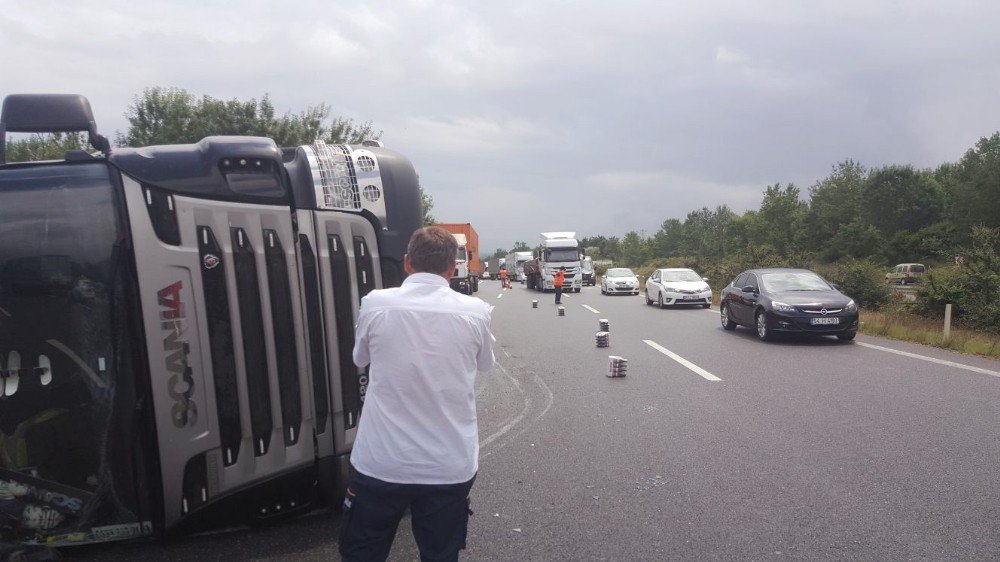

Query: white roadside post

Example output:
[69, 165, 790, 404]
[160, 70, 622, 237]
[944, 303, 952, 342]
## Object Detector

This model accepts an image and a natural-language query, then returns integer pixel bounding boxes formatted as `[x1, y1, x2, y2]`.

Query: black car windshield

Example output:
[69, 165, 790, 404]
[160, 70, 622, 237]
[662, 270, 701, 282]
[607, 268, 635, 277]
[760, 272, 831, 292]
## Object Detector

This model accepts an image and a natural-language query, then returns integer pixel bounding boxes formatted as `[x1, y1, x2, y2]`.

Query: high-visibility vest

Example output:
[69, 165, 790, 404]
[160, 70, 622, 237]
[554, 271, 565, 287]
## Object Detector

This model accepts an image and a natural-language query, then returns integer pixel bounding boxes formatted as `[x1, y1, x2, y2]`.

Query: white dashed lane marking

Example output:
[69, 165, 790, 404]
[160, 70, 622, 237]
[643, 340, 722, 382]
[857, 342, 1000, 378]
[582, 305, 600, 314]
[497, 293, 503, 299]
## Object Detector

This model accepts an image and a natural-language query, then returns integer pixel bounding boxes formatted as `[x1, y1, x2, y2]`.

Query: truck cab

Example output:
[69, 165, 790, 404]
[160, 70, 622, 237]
[580, 256, 595, 286]
[0, 93, 421, 547]
[527, 232, 582, 292]
[450, 234, 474, 294]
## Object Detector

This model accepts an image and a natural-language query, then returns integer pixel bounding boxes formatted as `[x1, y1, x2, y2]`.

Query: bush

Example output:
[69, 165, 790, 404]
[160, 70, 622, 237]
[814, 258, 891, 308]
[914, 227, 1000, 334]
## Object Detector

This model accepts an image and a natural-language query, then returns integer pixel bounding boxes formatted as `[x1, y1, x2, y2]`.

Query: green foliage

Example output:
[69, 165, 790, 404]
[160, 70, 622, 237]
[579, 235, 621, 263]
[915, 227, 1000, 333]
[944, 133, 1000, 232]
[826, 220, 884, 261]
[746, 183, 808, 255]
[419, 184, 435, 226]
[860, 165, 945, 237]
[116, 87, 380, 147]
[4, 132, 88, 163]
[813, 259, 891, 309]
[804, 160, 866, 252]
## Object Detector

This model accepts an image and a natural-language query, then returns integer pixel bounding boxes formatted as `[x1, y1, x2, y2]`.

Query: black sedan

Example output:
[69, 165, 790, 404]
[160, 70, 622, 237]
[719, 268, 859, 342]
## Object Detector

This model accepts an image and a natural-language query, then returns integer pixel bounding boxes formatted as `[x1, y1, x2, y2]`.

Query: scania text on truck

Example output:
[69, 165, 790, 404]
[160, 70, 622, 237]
[524, 232, 582, 292]
[504, 251, 533, 283]
[0, 94, 422, 548]
[433, 223, 482, 294]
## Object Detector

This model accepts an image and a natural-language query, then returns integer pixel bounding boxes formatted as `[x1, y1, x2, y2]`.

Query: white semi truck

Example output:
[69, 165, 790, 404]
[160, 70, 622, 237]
[524, 232, 583, 292]
[504, 251, 533, 282]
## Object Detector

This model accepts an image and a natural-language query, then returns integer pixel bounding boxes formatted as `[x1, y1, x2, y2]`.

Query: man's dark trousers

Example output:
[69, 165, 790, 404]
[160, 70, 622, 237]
[555, 284, 563, 304]
[339, 469, 476, 561]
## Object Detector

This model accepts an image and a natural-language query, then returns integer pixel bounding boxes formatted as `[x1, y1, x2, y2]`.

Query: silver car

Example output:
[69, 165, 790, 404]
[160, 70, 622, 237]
[644, 268, 712, 308]
[601, 268, 640, 295]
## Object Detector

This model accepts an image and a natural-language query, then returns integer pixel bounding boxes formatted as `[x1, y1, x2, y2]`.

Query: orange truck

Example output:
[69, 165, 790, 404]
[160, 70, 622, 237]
[433, 222, 483, 294]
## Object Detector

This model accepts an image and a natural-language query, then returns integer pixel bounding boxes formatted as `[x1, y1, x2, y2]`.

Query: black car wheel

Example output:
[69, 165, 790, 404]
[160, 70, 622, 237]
[645, 291, 653, 305]
[657, 293, 665, 309]
[837, 331, 857, 342]
[755, 310, 772, 341]
[720, 304, 736, 330]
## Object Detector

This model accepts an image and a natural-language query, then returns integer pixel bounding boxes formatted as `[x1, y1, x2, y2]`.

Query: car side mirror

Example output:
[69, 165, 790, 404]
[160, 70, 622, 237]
[702, 277, 709, 282]
[830, 283, 839, 290]
[741, 286, 755, 293]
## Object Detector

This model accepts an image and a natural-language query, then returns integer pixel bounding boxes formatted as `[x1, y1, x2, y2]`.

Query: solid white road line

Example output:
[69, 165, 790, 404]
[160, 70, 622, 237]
[857, 341, 1000, 378]
[582, 305, 600, 314]
[643, 340, 722, 381]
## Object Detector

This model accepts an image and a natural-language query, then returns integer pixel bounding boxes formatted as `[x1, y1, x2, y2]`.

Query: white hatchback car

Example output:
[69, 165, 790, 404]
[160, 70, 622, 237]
[601, 268, 640, 295]
[645, 268, 712, 308]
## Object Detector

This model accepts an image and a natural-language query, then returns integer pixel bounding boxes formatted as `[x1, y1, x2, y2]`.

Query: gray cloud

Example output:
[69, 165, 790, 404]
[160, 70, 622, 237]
[4, 0, 1000, 252]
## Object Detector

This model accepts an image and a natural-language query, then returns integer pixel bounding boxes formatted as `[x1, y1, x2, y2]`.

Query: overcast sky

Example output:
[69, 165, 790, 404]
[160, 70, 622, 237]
[4, 0, 1000, 253]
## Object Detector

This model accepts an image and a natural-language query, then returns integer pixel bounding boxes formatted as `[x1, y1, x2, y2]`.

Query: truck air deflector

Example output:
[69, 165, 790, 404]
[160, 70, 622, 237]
[142, 184, 181, 245]
[181, 453, 209, 515]
[197, 226, 241, 466]
[231, 227, 273, 457]
[262, 229, 302, 447]
[298, 234, 331, 435]
[328, 234, 361, 428]
[353, 236, 375, 301]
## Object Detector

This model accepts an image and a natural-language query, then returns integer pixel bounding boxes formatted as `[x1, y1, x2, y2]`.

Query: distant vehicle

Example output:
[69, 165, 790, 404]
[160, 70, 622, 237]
[719, 268, 859, 342]
[601, 268, 640, 295]
[644, 268, 711, 308]
[434, 223, 483, 294]
[886, 263, 926, 285]
[505, 251, 533, 283]
[580, 256, 595, 286]
[524, 232, 583, 292]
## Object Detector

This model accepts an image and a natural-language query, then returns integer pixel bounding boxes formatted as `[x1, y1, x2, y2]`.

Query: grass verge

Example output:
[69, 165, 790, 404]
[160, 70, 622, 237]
[859, 309, 1000, 359]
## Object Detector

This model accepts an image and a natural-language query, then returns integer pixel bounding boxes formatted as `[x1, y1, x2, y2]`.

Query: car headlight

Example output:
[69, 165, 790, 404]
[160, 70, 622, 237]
[771, 301, 796, 312]
[845, 299, 857, 312]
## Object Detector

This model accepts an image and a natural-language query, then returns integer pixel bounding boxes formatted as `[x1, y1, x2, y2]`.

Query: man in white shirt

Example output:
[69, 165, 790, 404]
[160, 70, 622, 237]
[339, 226, 495, 561]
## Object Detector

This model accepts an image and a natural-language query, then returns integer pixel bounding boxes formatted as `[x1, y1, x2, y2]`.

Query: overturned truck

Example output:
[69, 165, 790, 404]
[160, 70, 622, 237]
[0, 94, 422, 547]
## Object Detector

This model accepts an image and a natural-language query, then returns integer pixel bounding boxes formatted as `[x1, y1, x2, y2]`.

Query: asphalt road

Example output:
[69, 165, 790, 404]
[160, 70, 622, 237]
[77, 280, 1000, 560]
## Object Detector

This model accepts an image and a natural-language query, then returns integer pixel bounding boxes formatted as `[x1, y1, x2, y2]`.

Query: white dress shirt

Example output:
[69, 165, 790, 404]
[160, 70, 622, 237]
[351, 272, 495, 484]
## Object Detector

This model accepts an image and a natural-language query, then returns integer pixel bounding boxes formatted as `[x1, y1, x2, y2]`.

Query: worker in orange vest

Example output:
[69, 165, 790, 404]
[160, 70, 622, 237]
[499, 267, 509, 290]
[553, 266, 566, 304]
